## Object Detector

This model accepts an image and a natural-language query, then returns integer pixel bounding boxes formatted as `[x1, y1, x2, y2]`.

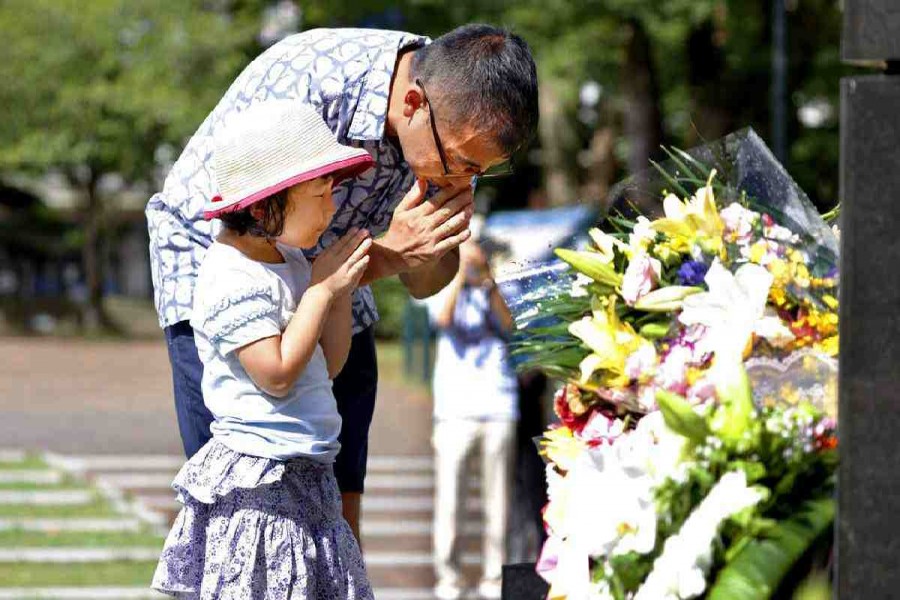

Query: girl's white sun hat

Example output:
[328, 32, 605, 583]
[204, 100, 374, 219]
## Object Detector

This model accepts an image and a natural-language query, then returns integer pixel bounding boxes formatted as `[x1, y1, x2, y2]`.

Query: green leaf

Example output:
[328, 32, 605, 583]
[650, 158, 692, 198]
[708, 496, 835, 600]
[633, 286, 702, 312]
[711, 362, 755, 447]
[656, 389, 710, 444]
[555, 249, 624, 288]
[638, 322, 671, 339]
[661, 146, 706, 182]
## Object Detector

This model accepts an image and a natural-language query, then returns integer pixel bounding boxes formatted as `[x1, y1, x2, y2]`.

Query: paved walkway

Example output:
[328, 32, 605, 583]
[0, 337, 491, 599]
[0, 336, 433, 457]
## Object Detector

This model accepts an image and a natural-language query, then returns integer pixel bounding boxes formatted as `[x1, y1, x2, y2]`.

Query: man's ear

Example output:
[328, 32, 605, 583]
[402, 84, 424, 119]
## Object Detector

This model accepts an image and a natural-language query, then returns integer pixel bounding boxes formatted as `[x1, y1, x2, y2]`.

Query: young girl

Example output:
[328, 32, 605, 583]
[152, 101, 376, 599]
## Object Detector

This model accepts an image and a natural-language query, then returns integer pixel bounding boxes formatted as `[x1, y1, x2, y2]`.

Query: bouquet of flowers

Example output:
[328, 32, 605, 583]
[510, 130, 839, 599]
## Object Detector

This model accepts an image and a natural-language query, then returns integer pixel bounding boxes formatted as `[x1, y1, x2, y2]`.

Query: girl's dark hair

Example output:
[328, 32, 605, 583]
[217, 189, 289, 237]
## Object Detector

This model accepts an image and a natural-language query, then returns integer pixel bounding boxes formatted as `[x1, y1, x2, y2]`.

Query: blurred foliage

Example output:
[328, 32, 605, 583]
[0, 0, 849, 329]
[0, 0, 848, 207]
[0, 0, 257, 180]
[371, 277, 411, 340]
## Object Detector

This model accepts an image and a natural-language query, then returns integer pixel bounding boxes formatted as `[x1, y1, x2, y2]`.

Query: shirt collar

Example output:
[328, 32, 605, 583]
[347, 32, 430, 142]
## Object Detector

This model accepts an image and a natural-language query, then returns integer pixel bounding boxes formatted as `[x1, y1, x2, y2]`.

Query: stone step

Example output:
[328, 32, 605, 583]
[44, 454, 183, 473]
[367, 563, 483, 590]
[0, 518, 143, 532]
[364, 532, 482, 554]
[363, 519, 482, 537]
[367, 474, 480, 491]
[0, 587, 456, 600]
[0, 471, 63, 485]
[48, 454, 435, 474]
[93, 474, 173, 489]
[0, 589, 164, 599]
[367, 456, 434, 472]
[364, 495, 483, 514]
[91, 473, 482, 496]
[0, 450, 27, 463]
[0, 546, 481, 567]
[0, 547, 161, 562]
[0, 490, 93, 506]
[132, 492, 485, 523]
[368, 551, 482, 568]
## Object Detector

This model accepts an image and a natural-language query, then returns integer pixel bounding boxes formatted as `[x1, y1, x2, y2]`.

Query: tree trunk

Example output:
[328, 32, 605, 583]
[537, 78, 579, 206]
[621, 18, 665, 193]
[80, 173, 115, 333]
[686, 16, 733, 143]
[582, 124, 618, 208]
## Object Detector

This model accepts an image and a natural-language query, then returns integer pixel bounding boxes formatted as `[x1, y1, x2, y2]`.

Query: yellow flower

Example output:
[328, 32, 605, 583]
[818, 335, 839, 356]
[686, 367, 704, 386]
[569, 296, 644, 385]
[794, 264, 811, 288]
[651, 170, 724, 252]
[769, 286, 788, 308]
[749, 240, 769, 264]
[588, 228, 623, 263]
[768, 258, 789, 281]
[540, 427, 586, 473]
[652, 241, 683, 265]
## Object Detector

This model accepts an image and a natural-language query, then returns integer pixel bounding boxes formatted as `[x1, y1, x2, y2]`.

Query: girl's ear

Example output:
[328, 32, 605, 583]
[248, 203, 266, 220]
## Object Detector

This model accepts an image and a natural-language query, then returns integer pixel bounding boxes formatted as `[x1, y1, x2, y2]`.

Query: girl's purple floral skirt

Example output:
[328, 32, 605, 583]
[152, 440, 373, 600]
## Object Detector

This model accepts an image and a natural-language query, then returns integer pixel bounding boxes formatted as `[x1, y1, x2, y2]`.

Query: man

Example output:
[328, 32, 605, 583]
[426, 236, 518, 600]
[147, 24, 539, 541]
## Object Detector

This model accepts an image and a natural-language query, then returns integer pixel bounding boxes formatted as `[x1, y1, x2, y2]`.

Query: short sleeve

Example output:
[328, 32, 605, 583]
[194, 280, 282, 356]
[422, 287, 451, 328]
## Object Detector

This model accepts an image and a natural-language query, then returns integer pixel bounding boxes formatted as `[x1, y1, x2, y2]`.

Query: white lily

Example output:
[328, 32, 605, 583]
[629, 216, 657, 254]
[634, 472, 764, 600]
[678, 260, 774, 364]
[564, 445, 658, 559]
[621, 254, 662, 306]
[588, 228, 626, 263]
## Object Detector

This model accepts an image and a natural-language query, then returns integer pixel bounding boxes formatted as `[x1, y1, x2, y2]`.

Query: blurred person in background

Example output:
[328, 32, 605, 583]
[425, 228, 518, 600]
[146, 24, 539, 542]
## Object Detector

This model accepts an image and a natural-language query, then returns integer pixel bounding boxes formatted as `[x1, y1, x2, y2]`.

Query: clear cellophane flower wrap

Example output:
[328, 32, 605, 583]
[503, 128, 840, 599]
[505, 127, 838, 419]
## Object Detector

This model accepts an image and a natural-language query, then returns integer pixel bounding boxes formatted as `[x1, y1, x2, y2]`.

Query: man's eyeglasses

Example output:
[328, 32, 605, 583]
[416, 78, 514, 181]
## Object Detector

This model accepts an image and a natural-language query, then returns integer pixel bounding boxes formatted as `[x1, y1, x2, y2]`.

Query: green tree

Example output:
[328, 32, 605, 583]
[0, 0, 257, 330]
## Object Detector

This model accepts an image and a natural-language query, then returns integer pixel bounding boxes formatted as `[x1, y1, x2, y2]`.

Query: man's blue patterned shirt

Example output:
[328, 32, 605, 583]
[146, 28, 429, 332]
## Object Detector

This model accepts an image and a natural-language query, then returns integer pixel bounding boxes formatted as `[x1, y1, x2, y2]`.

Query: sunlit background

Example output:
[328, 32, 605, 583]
[0, 1, 844, 597]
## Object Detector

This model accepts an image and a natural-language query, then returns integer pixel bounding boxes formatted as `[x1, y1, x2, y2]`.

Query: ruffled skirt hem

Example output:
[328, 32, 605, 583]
[151, 440, 372, 600]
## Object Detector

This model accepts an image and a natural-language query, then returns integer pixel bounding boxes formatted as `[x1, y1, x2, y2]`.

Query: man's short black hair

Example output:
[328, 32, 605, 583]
[412, 24, 539, 157]
[217, 190, 288, 237]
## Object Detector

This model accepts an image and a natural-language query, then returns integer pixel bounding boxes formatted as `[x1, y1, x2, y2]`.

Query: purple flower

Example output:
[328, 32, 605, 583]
[676, 260, 709, 286]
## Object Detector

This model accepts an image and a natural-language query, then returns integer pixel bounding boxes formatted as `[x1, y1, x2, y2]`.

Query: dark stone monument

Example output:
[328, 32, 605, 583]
[502, 563, 549, 600]
[838, 1, 900, 597]
[842, 0, 900, 62]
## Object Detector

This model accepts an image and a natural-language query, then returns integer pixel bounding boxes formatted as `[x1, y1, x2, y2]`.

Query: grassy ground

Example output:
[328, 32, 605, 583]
[0, 496, 118, 519]
[376, 340, 432, 395]
[0, 481, 87, 491]
[0, 340, 431, 592]
[0, 452, 161, 589]
[0, 457, 84, 490]
[0, 561, 159, 586]
[0, 530, 165, 548]
[0, 457, 50, 471]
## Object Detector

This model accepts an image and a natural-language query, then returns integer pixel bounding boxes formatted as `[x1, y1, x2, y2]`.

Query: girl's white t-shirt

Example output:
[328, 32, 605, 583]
[190, 242, 340, 462]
